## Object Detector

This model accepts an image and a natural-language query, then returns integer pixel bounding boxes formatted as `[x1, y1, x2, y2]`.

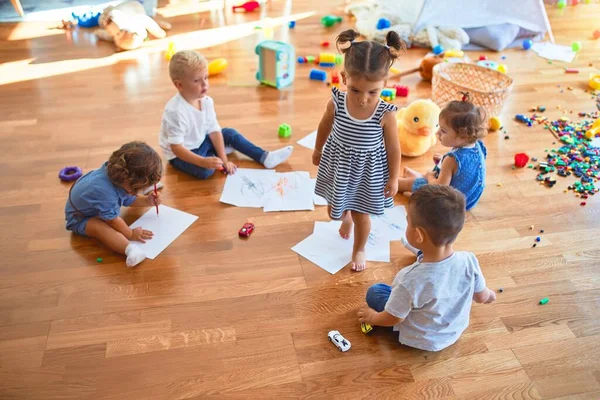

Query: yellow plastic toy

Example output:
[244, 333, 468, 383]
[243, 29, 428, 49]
[489, 116, 502, 131]
[589, 73, 600, 90]
[397, 99, 442, 157]
[208, 58, 228, 76]
[165, 41, 176, 61]
[585, 119, 600, 140]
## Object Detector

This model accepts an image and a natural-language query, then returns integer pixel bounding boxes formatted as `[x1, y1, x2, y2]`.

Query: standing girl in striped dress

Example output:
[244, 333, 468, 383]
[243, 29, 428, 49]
[313, 29, 404, 272]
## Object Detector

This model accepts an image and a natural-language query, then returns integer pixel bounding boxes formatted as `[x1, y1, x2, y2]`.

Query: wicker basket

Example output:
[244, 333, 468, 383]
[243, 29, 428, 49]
[431, 62, 514, 117]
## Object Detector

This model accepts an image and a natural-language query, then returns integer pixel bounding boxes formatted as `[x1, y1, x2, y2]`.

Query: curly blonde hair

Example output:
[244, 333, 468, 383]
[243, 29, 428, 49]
[439, 92, 488, 144]
[107, 142, 162, 192]
[169, 50, 208, 81]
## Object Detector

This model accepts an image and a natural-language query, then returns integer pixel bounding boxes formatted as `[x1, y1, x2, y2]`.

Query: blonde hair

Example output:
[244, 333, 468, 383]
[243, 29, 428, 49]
[169, 50, 208, 81]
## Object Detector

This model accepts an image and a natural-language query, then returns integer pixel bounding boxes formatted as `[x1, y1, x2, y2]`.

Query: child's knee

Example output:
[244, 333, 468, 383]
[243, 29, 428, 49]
[193, 168, 215, 180]
[221, 127, 241, 141]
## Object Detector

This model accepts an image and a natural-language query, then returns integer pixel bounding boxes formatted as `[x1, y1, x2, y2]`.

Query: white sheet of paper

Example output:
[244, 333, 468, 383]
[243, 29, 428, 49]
[370, 206, 408, 242]
[291, 232, 351, 274]
[590, 138, 600, 148]
[129, 205, 198, 259]
[310, 178, 328, 206]
[219, 168, 276, 208]
[531, 42, 575, 63]
[297, 130, 317, 150]
[263, 171, 315, 212]
[314, 221, 390, 262]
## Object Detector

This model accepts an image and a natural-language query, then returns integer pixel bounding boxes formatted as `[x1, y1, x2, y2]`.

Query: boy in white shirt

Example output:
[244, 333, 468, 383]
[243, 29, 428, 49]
[160, 50, 294, 178]
[358, 185, 496, 351]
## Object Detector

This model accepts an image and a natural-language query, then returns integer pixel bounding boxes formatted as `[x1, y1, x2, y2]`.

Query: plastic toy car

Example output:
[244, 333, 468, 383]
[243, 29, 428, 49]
[238, 223, 255, 237]
[327, 330, 351, 352]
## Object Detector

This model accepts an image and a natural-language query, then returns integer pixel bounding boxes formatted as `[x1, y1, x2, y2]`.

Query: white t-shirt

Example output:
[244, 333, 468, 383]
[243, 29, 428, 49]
[159, 93, 222, 160]
[385, 251, 486, 351]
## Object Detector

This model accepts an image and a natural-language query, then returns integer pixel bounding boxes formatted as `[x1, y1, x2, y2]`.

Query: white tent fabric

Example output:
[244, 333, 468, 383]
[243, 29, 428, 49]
[411, 0, 553, 42]
[347, 0, 554, 49]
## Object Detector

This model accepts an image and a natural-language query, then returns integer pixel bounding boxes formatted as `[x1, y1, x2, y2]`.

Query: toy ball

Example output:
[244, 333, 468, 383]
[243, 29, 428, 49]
[594, 29, 600, 40]
[376, 18, 391, 30]
[432, 45, 444, 56]
[489, 116, 502, 131]
[557, 0, 567, 9]
[589, 73, 600, 90]
[497, 64, 508, 74]
[208, 58, 228, 76]
[571, 41, 582, 52]
[522, 39, 533, 50]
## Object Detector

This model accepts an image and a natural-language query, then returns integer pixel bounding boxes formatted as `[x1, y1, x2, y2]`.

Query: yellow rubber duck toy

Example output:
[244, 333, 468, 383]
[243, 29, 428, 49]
[397, 99, 442, 157]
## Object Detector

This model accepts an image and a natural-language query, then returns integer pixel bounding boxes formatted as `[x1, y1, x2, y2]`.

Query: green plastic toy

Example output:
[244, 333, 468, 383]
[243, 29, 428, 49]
[321, 15, 342, 28]
[278, 123, 292, 138]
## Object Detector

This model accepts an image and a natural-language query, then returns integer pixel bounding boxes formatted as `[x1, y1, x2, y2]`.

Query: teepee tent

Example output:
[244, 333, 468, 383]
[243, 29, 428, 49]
[410, 0, 554, 44]
[349, 0, 554, 51]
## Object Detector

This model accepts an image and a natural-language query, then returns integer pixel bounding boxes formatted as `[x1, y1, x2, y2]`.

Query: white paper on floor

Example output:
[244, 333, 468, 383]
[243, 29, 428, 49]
[297, 130, 317, 150]
[310, 178, 328, 206]
[531, 42, 575, 63]
[263, 171, 315, 212]
[219, 168, 277, 208]
[220, 168, 316, 212]
[129, 205, 199, 259]
[292, 206, 409, 274]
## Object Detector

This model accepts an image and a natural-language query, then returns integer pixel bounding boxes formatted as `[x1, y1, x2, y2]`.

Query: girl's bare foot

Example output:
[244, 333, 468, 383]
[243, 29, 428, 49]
[339, 212, 353, 239]
[351, 250, 367, 272]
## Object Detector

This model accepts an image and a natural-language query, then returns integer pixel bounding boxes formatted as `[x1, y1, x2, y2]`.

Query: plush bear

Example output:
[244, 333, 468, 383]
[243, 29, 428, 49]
[94, 0, 171, 51]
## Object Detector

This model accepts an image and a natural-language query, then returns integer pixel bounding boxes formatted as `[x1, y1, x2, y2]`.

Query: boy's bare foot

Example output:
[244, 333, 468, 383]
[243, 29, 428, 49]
[351, 250, 367, 272]
[339, 212, 353, 239]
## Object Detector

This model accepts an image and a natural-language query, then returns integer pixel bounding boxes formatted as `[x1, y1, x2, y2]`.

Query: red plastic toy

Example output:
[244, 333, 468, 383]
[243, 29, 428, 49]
[394, 85, 409, 97]
[232, 1, 260, 12]
[514, 153, 529, 168]
[239, 222, 255, 237]
[321, 41, 330, 48]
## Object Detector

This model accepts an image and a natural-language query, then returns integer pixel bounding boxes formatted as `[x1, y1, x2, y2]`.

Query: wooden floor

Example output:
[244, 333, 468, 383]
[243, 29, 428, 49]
[1, 1, 599, 399]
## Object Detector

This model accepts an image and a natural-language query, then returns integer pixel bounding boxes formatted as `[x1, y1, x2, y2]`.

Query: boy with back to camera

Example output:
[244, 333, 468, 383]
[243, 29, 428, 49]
[357, 185, 496, 351]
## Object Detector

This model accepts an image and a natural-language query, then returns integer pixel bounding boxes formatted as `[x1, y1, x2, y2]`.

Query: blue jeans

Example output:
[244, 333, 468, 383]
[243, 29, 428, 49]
[366, 283, 392, 312]
[169, 128, 267, 179]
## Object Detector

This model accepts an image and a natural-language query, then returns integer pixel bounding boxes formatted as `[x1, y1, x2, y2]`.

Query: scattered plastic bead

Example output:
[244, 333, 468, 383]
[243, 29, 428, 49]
[499, 288, 504, 293]
[539, 297, 549, 305]
[535, 236, 541, 242]
[571, 41, 582, 52]
[96, 258, 103, 263]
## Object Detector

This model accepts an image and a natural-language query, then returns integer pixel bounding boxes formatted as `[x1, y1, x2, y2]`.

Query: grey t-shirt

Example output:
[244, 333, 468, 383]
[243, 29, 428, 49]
[385, 251, 486, 351]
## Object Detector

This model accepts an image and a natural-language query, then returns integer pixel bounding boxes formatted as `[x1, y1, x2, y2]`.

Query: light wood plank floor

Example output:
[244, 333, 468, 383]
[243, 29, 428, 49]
[0, 1, 599, 399]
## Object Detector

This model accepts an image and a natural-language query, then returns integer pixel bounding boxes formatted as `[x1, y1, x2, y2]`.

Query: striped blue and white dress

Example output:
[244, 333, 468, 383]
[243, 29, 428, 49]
[315, 87, 397, 219]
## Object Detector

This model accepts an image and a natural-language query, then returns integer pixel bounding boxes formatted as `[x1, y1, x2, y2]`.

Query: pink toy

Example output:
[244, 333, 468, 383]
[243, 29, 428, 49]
[232, 1, 260, 12]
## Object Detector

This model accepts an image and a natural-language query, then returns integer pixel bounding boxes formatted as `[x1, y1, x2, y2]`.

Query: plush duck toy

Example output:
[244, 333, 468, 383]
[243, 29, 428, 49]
[397, 99, 441, 157]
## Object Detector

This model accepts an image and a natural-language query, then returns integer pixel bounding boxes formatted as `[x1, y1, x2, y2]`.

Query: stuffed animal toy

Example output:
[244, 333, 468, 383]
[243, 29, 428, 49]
[413, 26, 470, 51]
[397, 99, 441, 157]
[95, 0, 171, 51]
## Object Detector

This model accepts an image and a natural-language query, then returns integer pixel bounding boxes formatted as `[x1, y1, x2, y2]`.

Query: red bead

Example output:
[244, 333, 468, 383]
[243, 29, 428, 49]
[321, 41, 330, 48]
[479, 55, 487, 61]
[581, 201, 587, 206]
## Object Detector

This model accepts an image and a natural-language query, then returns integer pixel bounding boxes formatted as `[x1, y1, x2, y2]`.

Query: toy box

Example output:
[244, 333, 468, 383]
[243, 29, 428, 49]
[255, 40, 295, 89]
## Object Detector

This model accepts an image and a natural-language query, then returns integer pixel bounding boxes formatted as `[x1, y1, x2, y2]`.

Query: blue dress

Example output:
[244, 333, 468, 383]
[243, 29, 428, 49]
[412, 141, 487, 211]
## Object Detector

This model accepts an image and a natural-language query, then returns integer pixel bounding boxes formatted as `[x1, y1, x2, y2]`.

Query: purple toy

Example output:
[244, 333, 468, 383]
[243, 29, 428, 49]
[59, 166, 83, 182]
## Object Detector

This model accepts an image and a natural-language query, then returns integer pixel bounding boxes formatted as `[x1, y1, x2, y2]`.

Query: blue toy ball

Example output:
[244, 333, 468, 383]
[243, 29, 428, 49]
[72, 11, 101, 28]
[432, 45, 444, 56]
[376, 18, 391, 30]
[522, 39, 533, 50]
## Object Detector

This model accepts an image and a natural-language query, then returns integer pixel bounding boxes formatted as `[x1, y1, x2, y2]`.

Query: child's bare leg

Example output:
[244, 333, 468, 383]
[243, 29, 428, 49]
[85, 218, 146, 267]
[350, 211, 370, 272]
[398, 177, 417, 193]
[327, 206, 353, 239]
[339, 211, 353, 239]
[403, 167, 423, 179]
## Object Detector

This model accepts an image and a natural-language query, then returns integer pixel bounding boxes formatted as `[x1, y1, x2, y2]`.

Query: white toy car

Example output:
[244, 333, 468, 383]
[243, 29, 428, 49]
[328, 330, 351, 352]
